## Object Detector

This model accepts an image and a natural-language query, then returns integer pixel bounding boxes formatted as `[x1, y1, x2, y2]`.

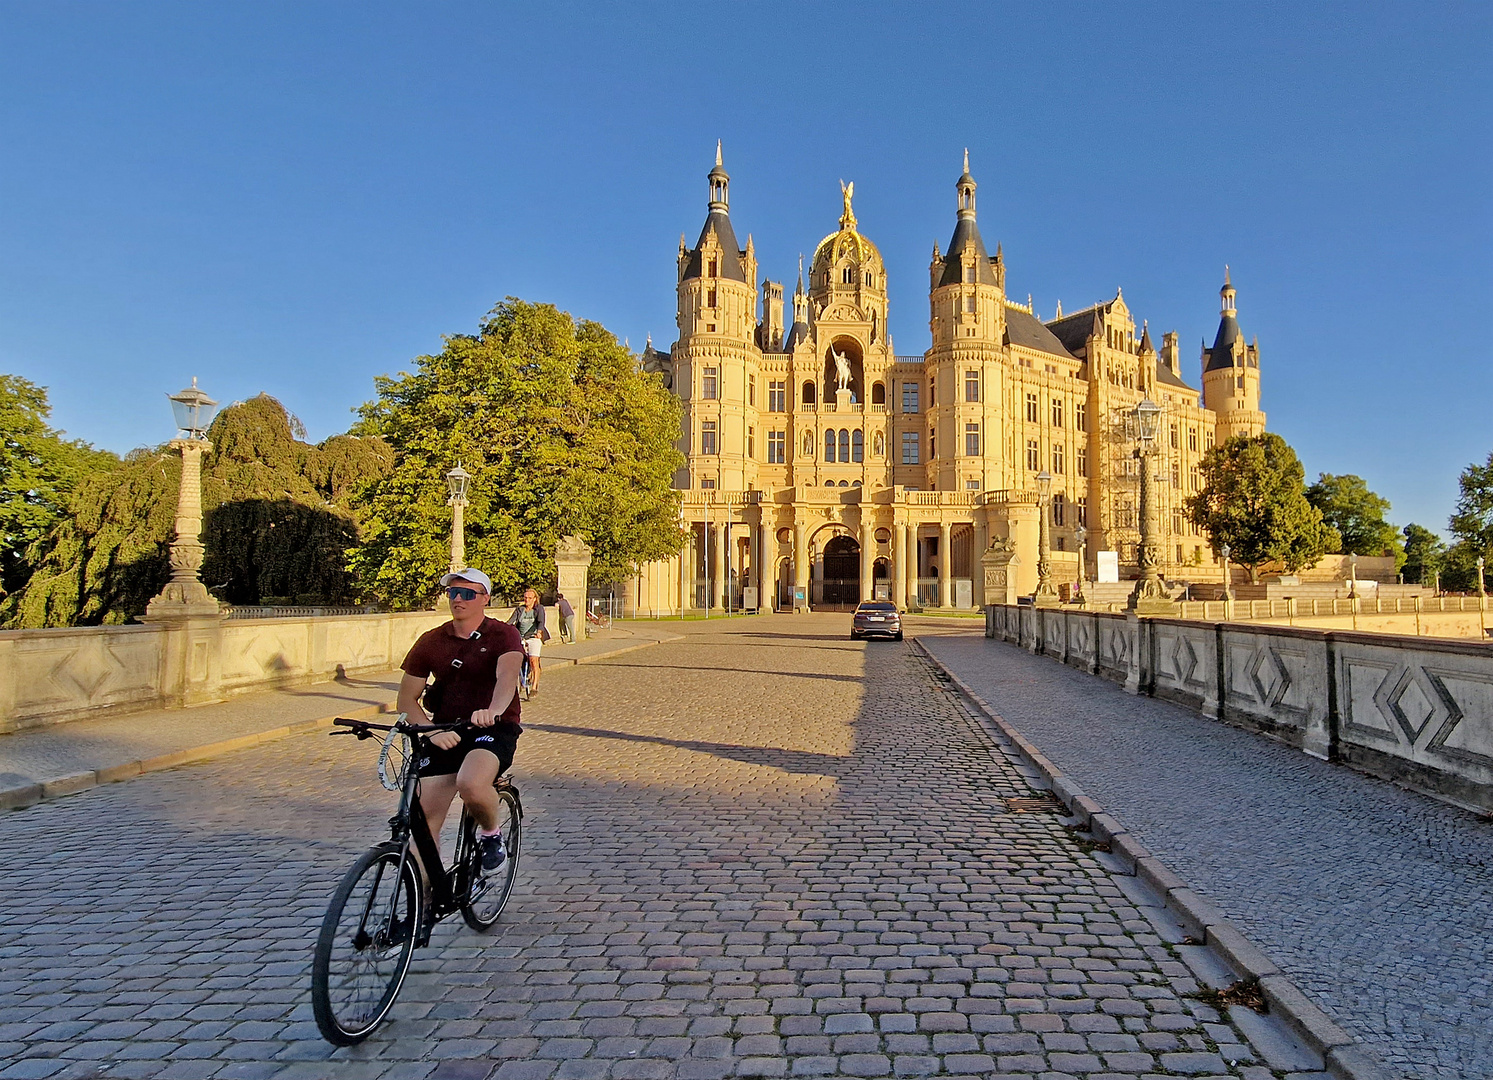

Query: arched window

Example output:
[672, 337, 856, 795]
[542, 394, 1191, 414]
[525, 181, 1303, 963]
[842, 266, 855, 285]
[838, 480, 848, 487]
[825, 430, 836, 461]
[838, 429, 851, 462]
[852, 430, 864, 462]
[802, 381, 816, 406]
[873, 431, 886, 457]
[871, 381, 885, 405]
[864, 271, 873, 287]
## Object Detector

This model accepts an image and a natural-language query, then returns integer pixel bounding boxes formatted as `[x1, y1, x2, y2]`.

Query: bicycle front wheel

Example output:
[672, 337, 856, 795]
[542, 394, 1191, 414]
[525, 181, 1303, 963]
[461, 787, 522, 931]
[311, 844, 421, 1045]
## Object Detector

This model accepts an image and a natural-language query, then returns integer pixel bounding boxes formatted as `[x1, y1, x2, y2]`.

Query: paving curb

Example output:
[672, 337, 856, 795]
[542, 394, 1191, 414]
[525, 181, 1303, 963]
[1, 633, 683, 814]
[912, 636, 1398, 1080]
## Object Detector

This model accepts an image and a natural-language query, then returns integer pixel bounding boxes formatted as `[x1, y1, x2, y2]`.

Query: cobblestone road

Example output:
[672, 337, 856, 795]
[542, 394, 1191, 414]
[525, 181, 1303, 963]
[918, 625, 1493, 1080]
[4, 615, 1324, 1079]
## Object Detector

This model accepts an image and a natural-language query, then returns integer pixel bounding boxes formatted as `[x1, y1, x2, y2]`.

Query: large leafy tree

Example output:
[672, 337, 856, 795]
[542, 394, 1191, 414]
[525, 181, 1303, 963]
[349, 298, 685, 609]
[1186, 433, 1332, 584]
[1444, 450, 1493, 593]
[1305, 472, 1402, 565]
[4, 395, 392, 626]
[1400, 523, 1446, 588]
[0, 375, 118, 601]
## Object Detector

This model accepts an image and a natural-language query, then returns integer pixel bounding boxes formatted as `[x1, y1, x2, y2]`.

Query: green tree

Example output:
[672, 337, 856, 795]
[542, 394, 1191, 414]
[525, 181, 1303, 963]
[1445, 450, 1493, 593]
[0, 375, 118, 600]
[349, 298, 685, 609]
[4, 395, 392, 627]
[1305, 472, 1402, 566]
[1186, 433, 1332, 584]
[1399, 523, 1446, 587]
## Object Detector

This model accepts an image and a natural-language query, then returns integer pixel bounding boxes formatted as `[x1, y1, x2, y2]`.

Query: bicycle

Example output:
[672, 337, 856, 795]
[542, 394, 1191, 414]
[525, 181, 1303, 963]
[518, 654, 533, 701]
[585, 606, 611, 630]
[311, 716, 523, 1045]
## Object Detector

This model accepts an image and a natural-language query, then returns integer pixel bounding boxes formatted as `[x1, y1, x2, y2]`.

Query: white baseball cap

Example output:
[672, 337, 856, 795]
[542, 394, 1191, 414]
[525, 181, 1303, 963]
[440, 568, 492, 594]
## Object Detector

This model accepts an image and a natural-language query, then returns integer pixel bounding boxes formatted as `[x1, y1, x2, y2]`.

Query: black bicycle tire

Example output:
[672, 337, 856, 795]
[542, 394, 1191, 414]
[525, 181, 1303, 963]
[311, 844, 421, 1045]
[460, 788, 522, 932]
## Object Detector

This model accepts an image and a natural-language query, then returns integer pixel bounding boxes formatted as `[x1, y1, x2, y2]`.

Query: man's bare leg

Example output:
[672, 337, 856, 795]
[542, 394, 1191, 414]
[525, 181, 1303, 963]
[454, 750, 502, 832]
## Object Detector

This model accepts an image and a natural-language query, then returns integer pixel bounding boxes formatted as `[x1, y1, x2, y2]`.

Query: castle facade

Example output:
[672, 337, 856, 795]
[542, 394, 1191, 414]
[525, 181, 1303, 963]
[630, 148, 1265, 614]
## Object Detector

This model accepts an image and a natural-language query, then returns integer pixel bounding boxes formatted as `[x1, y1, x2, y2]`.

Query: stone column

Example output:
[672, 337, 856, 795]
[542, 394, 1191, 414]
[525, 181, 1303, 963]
[939, 521, 953, 609]
[555, 535, 593, 639]
[890, 520, 903, 609]
[793, 519, 808, 612]
[859, 514, 874, 604]
[712, 522, 726, 611]
[749, 514, 763, 607]
[904, 524, 918, 610]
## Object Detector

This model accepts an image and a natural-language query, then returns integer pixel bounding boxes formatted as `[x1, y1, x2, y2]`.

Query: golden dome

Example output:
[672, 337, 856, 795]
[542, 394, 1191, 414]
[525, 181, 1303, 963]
[809, 180, 883, 282]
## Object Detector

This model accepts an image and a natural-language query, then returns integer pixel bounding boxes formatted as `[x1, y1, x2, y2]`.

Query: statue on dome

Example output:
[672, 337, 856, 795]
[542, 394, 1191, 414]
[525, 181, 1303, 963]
[839, 179, 856, 229]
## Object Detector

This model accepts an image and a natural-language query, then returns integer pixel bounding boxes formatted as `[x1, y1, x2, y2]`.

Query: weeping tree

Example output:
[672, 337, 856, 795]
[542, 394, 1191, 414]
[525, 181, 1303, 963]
[4, 395, 392, 626]
[349, 298, 685, 609]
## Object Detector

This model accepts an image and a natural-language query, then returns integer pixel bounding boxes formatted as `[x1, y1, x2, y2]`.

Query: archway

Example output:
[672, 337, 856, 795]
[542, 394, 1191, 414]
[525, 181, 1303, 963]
[824, 337, 865, 402]
[820, 534, 861, 610]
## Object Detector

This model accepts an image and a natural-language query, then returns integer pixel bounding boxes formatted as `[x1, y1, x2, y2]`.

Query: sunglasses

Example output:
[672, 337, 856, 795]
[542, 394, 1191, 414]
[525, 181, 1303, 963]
[446, 586, 485, 602]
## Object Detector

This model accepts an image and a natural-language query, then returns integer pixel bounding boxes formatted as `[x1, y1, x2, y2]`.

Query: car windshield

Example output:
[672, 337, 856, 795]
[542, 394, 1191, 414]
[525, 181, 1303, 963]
[857, 603, 897, 612]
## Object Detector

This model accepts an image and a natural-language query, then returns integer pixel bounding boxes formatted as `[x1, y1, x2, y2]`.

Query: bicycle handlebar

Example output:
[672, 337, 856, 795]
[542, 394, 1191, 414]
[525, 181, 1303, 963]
[331, 716, 465, 740]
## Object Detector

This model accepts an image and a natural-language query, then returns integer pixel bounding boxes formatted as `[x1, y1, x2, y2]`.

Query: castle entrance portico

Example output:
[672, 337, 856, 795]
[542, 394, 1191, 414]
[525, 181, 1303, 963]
[818, 534, 861, 609]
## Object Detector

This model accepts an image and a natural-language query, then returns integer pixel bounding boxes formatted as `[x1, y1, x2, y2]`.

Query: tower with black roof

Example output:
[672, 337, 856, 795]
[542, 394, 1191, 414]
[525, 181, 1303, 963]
[1200, 269, 1265, 441]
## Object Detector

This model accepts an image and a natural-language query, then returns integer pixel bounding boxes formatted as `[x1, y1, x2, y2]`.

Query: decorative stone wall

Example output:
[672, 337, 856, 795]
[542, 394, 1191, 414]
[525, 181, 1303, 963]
[985, 604, 1493, 812]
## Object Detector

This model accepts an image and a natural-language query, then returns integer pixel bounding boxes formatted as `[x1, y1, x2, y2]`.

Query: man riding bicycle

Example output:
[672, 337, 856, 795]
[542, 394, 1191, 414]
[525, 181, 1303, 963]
[397, 568, 523, 872]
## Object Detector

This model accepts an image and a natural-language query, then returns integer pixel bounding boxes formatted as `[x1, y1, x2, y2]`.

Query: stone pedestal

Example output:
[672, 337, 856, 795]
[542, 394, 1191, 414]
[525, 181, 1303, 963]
[555, 535, 593, 639]
[980, 539, 1020, 608]
[835, 388, 853, 411]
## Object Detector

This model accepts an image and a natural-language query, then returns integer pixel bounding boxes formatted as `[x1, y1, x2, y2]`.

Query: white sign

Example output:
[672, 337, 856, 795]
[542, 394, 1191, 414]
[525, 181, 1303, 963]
[1097, 550, 1120, 583]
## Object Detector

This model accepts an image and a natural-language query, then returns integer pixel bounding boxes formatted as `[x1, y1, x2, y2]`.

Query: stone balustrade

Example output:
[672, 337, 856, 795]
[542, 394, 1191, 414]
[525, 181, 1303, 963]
[0, 605, 556, 734]
[986, 603, 1493, 813]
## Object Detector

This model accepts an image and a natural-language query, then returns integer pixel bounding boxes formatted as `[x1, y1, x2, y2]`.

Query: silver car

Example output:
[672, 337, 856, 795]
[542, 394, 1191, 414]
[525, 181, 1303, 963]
[850, 601, 903, 641]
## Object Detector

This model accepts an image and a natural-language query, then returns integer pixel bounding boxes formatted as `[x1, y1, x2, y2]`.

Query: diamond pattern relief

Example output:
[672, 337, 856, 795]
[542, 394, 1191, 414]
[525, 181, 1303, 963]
[1372, 666, 1457, 748]
[54, 638, 123, 702]
[1248, 646, 1291, 707]
[1171, 633, 1200, 686]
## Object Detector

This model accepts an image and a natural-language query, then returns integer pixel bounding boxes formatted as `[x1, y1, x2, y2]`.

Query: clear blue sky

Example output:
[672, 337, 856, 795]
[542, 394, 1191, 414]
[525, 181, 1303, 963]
[2, 2, 1489, 535]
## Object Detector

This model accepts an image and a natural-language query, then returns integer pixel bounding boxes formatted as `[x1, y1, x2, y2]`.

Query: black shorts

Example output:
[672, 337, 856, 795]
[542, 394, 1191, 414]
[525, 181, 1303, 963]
[416, 723, 520, 778]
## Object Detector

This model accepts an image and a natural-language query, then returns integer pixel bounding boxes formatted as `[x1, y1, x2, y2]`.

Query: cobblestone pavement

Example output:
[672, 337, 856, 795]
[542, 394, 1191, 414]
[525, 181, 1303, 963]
[917, 624, 1493, 1080]
[3, 614, 1327, 1079]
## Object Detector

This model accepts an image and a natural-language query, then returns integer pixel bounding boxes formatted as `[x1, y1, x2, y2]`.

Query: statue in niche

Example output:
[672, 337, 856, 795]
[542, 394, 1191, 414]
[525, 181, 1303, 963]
[832, 348, 852, 391]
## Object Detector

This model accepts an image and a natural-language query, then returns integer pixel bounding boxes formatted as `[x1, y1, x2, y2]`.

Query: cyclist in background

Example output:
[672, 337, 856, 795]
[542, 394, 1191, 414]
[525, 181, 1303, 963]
[397, 569, 523, 871]
[508, 587, 548, 695]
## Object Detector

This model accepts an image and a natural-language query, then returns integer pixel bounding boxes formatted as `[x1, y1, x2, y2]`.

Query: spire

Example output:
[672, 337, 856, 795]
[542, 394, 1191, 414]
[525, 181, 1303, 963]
[708, 142, 729, 212]
[956, 150, 977, 220]
[1220, 265, 1237, 316]
[796, 253, 804, 294]
[1138, 320, 1155, 354]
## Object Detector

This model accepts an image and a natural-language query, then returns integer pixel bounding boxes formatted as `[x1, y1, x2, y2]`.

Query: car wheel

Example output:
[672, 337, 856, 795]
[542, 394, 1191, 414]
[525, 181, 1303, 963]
[894, 631, 903, 641]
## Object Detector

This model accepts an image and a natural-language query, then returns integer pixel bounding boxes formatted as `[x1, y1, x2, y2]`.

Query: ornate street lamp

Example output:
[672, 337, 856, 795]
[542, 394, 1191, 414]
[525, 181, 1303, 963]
[446, 463, 471, 574]
[1033, 470, 1059, 607]
[1127, 396, 1174, 614]
[145, 378, 222, 620]
[1074, 523, 1088, 605]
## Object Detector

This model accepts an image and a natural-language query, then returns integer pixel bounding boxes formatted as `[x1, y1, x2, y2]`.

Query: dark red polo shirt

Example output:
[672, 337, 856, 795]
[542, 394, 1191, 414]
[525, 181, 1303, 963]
[401, 616, 524, 726]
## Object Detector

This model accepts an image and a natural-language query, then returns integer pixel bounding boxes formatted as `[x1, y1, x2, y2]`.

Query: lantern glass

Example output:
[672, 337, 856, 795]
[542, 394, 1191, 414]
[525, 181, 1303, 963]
[1036, 470, 1052, 498]
[167, 378, 217, 439]
[1133, 396, 1161, 444]
[446, 464, 471, 501]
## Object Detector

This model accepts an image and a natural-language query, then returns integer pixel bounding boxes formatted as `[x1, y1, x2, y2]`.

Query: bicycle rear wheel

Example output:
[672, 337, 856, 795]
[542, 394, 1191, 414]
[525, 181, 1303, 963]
[311, 843, 421, 1045]
[460, 787, 522, 931]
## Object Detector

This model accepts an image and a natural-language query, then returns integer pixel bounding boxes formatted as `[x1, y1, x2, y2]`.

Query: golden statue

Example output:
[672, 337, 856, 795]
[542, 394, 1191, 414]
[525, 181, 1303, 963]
[839, 179, 856, 230]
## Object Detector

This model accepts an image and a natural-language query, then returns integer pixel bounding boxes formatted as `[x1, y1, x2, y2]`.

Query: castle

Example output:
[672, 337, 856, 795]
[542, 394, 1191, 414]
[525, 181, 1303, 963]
[630, 147, 1265, 613]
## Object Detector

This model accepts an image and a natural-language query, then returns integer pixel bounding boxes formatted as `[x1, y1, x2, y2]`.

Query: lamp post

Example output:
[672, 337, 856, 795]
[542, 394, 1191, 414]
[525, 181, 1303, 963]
[1033, 470, 1059, 607]
[1347, 552, 1358, 598]
[1074, 523, 1088, 605]
[445, 464, 471, 573]
[1477, 555, 1486, 598]
[1220, 543, 1233, 604]
[145, 378, 222, 620]
[1127, 395, 1174, 614]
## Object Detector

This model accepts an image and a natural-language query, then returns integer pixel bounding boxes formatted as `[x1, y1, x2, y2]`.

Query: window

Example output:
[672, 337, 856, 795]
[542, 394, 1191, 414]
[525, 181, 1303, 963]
[748, 375, 756, 406]
[838, 429, 851, 463]
[700, 421, 717, 456]
[966, 479, 981, 491]
[700, 477, 715, 489]
[1190, 465, 1200, 492]
[1026, 439, 1039, 471]
[872, 381, 885, 405]
[902, 382, 920, 413]
[1026, 392, 1038, 423]
[825, 430, 836, 462]
[1076, 403, 1087, 432]
[842, 266, 854, 284]
[963, 263, 974, 283]
[852, 430, 864, 462]
[965, 422, 980, 456]
[702, 367, 718, 400]
[768, 380, 786, 412]
[929, 376, 935, 403]
[1077, 497, 1088, 526]
[707, 258, 718, 277]
[964, 294, 976, 314]
[1169, 422, 1179, 449]
[802, 381, 816, 407]
[1051, 398, 1063, 427]
[965, 370, 980, 402]
[901, 431, 919, 464]
[707, 288, 717, 307]
[1207, 430, 1215, 448]
[1188, 427, 1198, 452]
[767, 430, 786, 464]
[1053, 494, 1066, 526]
[1052, 443, 1065, 474]
[1078, 447, 1088, 478]
[865, 271, 873, 287]
[747, 427, 755, 459]
[929, 431, 936, 458]
[1172, 461, 1180, 486]
[1173, 510, 1184, 536]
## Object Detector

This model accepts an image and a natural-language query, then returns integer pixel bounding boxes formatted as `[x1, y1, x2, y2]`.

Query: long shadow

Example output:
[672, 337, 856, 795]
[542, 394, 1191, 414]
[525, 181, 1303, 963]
[584, 662, 865, 686]
[522, 721, 852, 778]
